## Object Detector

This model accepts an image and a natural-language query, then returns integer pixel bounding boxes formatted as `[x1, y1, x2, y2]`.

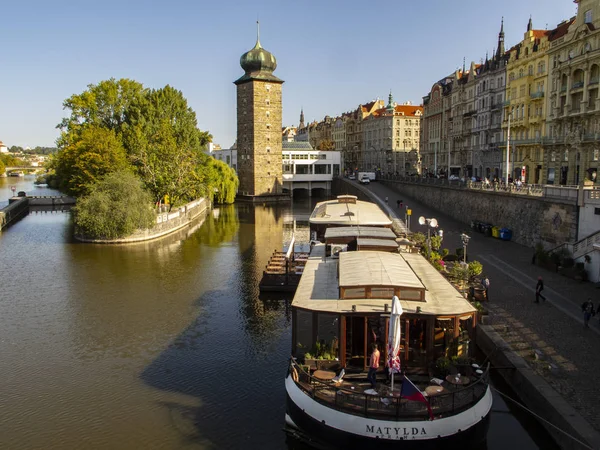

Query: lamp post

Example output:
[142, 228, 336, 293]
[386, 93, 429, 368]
[460, 233, 471, 264]
[418, 216, 439, 259]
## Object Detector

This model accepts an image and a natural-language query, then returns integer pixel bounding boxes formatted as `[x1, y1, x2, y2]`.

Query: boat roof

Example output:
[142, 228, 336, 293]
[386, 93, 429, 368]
[339, 251, 422, 288]
[309, 198, 392, 227]
[324, 226, 396, 240]
[356, 238, 399, 249]
[292, 245, 476, 316]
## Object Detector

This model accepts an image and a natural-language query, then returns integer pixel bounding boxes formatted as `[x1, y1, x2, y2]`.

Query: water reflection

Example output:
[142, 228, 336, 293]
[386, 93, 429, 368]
[0, 190, 559, 450]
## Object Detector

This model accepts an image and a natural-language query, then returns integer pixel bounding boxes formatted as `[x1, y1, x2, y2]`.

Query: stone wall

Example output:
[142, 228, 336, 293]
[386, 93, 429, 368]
[381, 180, 578, 247]
[0, 197, 29, 231]
[236, 80, 283, 197]
[75, 198, 210, 243]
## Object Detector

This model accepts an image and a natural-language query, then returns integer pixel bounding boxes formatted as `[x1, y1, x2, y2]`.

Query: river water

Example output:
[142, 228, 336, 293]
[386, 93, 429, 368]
[0, 176, 557, 449]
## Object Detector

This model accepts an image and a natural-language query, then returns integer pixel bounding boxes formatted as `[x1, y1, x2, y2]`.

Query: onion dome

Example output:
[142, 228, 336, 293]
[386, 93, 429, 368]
[240, 39, 277, 74]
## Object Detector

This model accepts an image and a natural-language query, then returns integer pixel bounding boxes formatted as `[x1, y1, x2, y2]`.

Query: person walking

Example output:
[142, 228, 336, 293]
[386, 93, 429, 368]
[481, 276, 490, 301]
[535, 276, 546, 303]
[367, 343, 380, 389]
[581, 298, 595, 327]
[385, 196, 389, 204]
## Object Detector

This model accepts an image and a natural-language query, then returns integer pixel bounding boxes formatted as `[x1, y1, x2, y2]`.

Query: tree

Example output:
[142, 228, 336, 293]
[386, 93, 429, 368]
[57, 78, 145, 145]
[318, 139, 335, 151]
[0, 158, 5, 175]
[124, 85, 212, 205]
[52, 125, 131, 196]
[73, 170, 155, 240]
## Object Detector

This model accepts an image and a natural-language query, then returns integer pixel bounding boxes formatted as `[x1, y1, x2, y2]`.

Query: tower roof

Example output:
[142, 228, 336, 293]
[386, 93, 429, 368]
[234, 22, 283, 85]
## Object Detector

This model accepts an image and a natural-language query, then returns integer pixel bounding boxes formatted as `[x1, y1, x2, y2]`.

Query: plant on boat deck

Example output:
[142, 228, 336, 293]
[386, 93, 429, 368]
[435, 356, 451, 376]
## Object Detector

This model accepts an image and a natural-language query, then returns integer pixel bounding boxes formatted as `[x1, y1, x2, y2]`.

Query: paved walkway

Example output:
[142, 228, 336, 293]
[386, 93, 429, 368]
[360, 180, 600, 436]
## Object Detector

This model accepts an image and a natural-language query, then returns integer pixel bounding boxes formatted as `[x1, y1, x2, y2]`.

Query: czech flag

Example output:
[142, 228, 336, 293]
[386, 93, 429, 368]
[401, 376, 434, 420]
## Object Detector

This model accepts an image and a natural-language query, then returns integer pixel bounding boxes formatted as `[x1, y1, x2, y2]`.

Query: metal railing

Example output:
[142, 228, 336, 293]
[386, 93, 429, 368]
[289, 358, 490, 421]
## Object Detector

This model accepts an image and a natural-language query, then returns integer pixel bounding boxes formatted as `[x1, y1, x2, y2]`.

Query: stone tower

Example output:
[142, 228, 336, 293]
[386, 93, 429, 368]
[234, 24, 286, 201]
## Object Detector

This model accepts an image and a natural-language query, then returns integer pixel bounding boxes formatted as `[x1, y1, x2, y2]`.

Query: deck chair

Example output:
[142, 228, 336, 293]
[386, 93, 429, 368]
[331, 368, 345, 386]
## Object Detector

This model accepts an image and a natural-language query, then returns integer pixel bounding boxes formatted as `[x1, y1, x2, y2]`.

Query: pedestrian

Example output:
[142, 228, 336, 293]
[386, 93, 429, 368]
[535, 276, 546, 303]
[367, 342, 380, 389]
[385, 196, 388, 204]
[481, 276, 490, 301]
[581, 298, 595, 327]
[400, 199, 403, 209]
[396, 199, 401, 209]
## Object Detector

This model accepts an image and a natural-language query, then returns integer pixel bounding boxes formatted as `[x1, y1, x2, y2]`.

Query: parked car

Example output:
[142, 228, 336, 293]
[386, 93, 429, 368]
[360, 177, 370, 185]
[348, 174, 356, 180]
[449, 175, 460, 181]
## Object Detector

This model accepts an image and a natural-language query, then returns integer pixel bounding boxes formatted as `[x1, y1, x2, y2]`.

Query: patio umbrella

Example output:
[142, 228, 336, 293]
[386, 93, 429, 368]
[387, 295, 403, 391]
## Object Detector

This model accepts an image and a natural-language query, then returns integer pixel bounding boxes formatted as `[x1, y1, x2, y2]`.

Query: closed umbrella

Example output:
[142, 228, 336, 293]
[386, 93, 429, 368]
[387, 295, 403, 391]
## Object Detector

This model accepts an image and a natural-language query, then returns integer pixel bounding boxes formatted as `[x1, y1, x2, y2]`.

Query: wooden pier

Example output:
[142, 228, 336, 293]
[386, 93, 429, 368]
[259, 250, 310, 293]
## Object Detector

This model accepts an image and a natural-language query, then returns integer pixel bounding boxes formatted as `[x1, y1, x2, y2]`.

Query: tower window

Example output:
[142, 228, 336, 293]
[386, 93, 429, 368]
[266, 99, 270, 105]
[265, 84, 271, 91]
[585, 10, 592, 24]
[267, 147, 271, 153]
[266, 111, 270, 118]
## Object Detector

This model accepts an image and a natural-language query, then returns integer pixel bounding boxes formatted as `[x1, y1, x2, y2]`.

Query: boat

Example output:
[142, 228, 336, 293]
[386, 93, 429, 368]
[285, 195, 492, 448]
[8, 171, 25, 177]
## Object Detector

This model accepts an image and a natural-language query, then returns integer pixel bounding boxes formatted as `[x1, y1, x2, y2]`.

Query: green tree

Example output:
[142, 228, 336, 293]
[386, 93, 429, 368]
[57, 78, 145, 144]
[124, 85, 212, 205]
[0, 158, 5, 175]
[52, 126, 130, 196]
[73, 170, 155, 240]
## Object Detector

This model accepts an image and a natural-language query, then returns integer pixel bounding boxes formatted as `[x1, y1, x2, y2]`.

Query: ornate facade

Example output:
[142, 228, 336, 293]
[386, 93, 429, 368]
[546, 0, 600, 185]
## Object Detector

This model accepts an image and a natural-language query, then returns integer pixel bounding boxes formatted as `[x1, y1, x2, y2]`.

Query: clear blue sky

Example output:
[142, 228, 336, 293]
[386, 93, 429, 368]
[1, 0, 577, 149]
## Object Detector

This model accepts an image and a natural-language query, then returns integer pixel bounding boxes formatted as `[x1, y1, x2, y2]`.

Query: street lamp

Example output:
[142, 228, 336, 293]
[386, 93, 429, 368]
[418, 216, 438, 258]
[460, 233, 471, 264]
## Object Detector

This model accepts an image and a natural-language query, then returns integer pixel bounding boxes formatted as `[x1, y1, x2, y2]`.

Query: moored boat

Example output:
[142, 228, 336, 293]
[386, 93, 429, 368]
[285, 196, 492, 448]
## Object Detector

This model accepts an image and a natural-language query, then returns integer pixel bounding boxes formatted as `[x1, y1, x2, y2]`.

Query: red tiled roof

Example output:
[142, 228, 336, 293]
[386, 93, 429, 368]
[394, 105, 423, 116]
[531, 29, 550, 39]
[548, 18, 575, 41]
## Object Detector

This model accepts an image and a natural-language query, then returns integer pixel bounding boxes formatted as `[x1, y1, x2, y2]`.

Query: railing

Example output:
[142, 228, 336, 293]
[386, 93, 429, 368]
[589, 78, 599, 85]
[530, 91, 545, 99]
[289, 359, 490, 421]
[572, 229, 600, 259]
[572, 81, 585, 90]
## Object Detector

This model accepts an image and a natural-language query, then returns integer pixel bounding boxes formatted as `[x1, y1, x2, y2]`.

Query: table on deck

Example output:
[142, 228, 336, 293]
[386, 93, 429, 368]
[313, 370, 336, 382]
[424, 386, 447, 396]
[445, 374, 470, 386]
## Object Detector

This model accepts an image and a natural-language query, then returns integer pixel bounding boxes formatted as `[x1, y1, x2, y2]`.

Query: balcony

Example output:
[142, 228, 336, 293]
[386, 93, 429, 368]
[589, 78, 599, 85]
[503, 100, 511, 106]
[530, 91, 545, 99]
[560, 86, 567, 93]
[572, 81, 585, 90]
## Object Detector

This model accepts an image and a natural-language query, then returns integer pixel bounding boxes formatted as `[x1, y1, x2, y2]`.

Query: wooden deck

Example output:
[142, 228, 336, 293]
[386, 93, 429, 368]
[259, 251, 310, 292]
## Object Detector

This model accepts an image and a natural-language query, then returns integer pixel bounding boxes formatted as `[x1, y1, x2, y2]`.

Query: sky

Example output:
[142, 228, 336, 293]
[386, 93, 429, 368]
[1, 0, 579, 149]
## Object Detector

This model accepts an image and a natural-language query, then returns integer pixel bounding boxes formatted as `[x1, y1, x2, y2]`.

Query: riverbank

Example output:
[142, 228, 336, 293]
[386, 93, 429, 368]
[75, 198, 210, 244]
[351, 177, 600, 450]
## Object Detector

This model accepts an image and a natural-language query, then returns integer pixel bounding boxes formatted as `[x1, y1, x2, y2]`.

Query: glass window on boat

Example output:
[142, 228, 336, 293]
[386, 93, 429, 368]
[434, 318, 454, 360]
[316, 313, 339, 359]
[407, 318, 428, 367]
[399, 289, 423, 301]
[295, 309, 313, 358]
[370, 287, 394, 299]
[458, 315, 474, 357]
[343, 287, 365, 299]
[367, 315, 387, 368]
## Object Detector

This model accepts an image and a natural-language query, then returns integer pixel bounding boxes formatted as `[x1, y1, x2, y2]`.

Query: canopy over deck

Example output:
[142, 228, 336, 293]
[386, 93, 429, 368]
[292, 245, 476, 317]
[309, 197, 392, 228]
[324, 226, 397, 241]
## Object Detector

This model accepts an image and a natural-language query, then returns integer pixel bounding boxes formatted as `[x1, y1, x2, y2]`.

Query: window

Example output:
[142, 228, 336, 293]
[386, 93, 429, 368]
[370, 288, 395, 299]
[593, 149, 599, 161]
[343, 288, 365, 299]
[314, 164, 328, 175]
[585, 9, 592, 24]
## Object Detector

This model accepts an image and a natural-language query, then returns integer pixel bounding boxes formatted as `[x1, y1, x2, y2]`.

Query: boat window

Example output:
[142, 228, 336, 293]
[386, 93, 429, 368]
[343, 288, 365, 299]
[295, 309, 313, 357]
[370, 287, 394, 299]
[434, 318, 455, 360]
[399, 289, 422, 301]
[458, 315, 474, 357]
[317, 313, 339, 359]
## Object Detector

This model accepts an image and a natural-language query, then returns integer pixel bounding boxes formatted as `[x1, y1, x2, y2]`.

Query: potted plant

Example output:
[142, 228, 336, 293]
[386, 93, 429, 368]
[435, 356, 451, 377]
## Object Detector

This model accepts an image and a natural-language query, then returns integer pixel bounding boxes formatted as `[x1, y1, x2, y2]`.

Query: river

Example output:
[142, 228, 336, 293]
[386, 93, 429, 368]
[0, 176, 557, 449]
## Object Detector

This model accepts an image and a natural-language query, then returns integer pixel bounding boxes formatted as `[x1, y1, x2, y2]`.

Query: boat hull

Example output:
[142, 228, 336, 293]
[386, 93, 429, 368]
[285, 375, 492, 449]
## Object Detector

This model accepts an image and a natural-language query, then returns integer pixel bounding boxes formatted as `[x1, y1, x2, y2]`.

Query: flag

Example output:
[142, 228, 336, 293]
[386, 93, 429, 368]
[401, 376, 434, 420]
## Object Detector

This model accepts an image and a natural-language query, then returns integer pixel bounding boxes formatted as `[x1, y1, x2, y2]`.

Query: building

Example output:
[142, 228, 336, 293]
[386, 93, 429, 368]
[363, 93, 422, 175]
[0, 141, 7, 153]
[281, 141, 341, 196]
[472, 21, 508, 180]
[212, 143, 238, 173]
[546, 0, 599, 185]
[423, 74, 454, 177]
[234, 27, 286, 200]
[501, 18, 551, 184]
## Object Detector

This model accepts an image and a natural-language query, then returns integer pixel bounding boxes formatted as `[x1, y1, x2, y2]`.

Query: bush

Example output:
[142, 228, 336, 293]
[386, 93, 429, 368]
[468, 261, 483, 280]
[73, 170, 155, 239]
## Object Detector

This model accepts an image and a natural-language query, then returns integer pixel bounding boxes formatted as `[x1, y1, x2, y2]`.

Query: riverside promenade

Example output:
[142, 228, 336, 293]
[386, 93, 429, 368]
[359, 179, 600, 449]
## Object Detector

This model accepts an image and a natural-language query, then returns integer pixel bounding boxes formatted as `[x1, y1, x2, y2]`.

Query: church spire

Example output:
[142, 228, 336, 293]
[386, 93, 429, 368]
[497, 17, 505, 58]
[387, 90, 394, 110]
[527, 16, 533, 32]
[299, 108, 305, 128]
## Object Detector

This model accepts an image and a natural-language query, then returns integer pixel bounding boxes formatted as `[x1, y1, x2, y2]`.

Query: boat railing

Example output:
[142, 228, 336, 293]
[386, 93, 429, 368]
[288, 358, 490, 421]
